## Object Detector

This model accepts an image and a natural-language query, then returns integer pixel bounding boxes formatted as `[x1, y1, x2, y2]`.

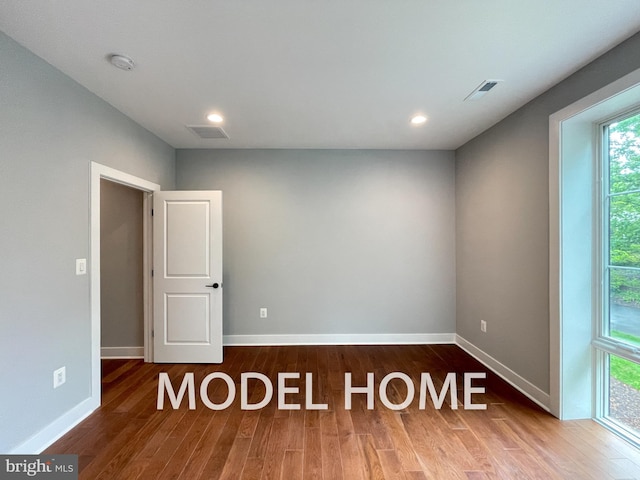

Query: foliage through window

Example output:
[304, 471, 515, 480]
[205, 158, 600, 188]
[602, 110, 640, 445]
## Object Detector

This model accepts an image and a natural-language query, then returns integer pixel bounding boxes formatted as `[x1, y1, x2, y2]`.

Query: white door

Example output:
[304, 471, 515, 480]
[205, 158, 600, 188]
[153, 191, 223, 363]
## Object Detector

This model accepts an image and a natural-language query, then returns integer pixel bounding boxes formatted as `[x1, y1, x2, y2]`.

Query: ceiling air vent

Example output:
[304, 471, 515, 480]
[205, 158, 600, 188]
[464, 79, 503, 101]
[186, 125, 229, 139]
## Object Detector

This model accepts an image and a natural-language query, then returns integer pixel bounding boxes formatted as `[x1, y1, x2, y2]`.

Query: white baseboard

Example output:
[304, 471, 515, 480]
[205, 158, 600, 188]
[455, 334, 550, 411]
[223, 334, 551, 411]
[20, 333, 550, 454]
[223, 332, 456, 346]
[101, 346, 144, 358]
[9, 396, 98, 454]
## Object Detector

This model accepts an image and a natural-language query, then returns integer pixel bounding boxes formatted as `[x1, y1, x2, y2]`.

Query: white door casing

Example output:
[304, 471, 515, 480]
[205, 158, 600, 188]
[153, 191, 223, 363]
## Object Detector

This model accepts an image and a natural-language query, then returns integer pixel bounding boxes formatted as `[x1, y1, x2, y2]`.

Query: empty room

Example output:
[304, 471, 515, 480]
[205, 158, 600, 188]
[2, 2, 640, 479]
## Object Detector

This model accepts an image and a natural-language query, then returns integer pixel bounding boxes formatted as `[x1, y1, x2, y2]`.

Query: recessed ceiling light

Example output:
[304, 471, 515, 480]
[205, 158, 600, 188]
[411, 115, 427, 125]
[207, 113, 224, 123]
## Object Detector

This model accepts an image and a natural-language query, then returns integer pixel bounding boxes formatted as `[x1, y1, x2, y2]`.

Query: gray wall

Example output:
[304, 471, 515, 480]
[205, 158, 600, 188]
[455, 32, 640, 393]
[176, 149, 456, 338]
[0, 32, 175, 452]
[100, 180, 144, 349]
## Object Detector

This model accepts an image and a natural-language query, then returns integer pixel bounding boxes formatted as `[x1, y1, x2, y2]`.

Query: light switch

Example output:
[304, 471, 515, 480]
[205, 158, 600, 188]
[76, 258, 87, 275]
[53, 366, 66, 388]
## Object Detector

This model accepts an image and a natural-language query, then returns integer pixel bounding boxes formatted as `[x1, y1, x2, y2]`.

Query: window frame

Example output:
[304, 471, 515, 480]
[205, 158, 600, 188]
[594, 108, 640, 447]
[549, 67, 640, 421]
[596, 107, 640, 359]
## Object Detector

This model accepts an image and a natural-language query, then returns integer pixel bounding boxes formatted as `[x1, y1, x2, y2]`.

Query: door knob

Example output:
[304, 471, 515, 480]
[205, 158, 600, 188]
[206, 282, 220, 289]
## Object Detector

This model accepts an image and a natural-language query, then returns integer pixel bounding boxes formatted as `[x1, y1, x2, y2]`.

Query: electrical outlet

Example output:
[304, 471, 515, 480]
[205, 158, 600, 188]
[53, 366, 66, 388]
[260, 308, 268, 319]
[480, 320, 487, 333]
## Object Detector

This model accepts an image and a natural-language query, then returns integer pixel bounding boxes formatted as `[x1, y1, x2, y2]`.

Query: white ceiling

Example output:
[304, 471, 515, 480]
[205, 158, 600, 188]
[2, 1, 640, 150]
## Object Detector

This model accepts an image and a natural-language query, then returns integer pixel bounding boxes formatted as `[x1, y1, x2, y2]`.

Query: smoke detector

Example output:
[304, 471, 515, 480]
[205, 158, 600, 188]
[109, 54, 135, 71]
[464, 79, 503, 101]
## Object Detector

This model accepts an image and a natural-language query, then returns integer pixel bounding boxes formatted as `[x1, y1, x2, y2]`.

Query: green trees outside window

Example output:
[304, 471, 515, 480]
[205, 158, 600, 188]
[607, 112, 640, 391]
[609, 112, 640, 307]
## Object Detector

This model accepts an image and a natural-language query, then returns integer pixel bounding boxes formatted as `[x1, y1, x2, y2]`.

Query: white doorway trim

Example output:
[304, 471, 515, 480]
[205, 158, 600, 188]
[90, 162, 160, 403]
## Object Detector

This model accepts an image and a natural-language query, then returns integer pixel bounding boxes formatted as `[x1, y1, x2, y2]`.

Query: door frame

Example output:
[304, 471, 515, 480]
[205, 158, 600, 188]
[90, 162, 160, 403]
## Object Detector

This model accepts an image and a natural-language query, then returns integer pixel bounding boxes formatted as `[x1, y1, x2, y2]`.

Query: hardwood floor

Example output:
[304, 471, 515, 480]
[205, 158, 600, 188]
[46, 345, 640, 479]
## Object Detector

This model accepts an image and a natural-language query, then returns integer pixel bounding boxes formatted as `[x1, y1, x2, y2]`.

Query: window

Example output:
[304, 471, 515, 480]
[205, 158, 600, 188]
[597, 110, 640, 446]
[550, 67, 640, 425]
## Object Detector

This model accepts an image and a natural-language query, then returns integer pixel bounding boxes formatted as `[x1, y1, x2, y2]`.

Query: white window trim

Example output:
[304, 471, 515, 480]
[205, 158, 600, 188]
[597, 109, 640, 359]
[595, 113, 640, 446]
[549, 67, 640, 420]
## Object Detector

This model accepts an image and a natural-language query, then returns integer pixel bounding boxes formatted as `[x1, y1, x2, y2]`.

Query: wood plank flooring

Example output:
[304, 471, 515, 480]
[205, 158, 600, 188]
[45, 345, 640, 479]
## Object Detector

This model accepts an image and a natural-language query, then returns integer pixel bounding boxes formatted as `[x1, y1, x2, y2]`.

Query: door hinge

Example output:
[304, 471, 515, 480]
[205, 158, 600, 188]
[151, 208, 154, 216]
[151, 269, 154, 277]
[152, 330, 155, 338]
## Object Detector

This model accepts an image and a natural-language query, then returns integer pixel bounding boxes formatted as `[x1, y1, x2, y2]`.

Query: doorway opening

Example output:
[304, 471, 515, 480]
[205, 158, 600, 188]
[90, 162, 160, 406]
[100, 179, 145, 359]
